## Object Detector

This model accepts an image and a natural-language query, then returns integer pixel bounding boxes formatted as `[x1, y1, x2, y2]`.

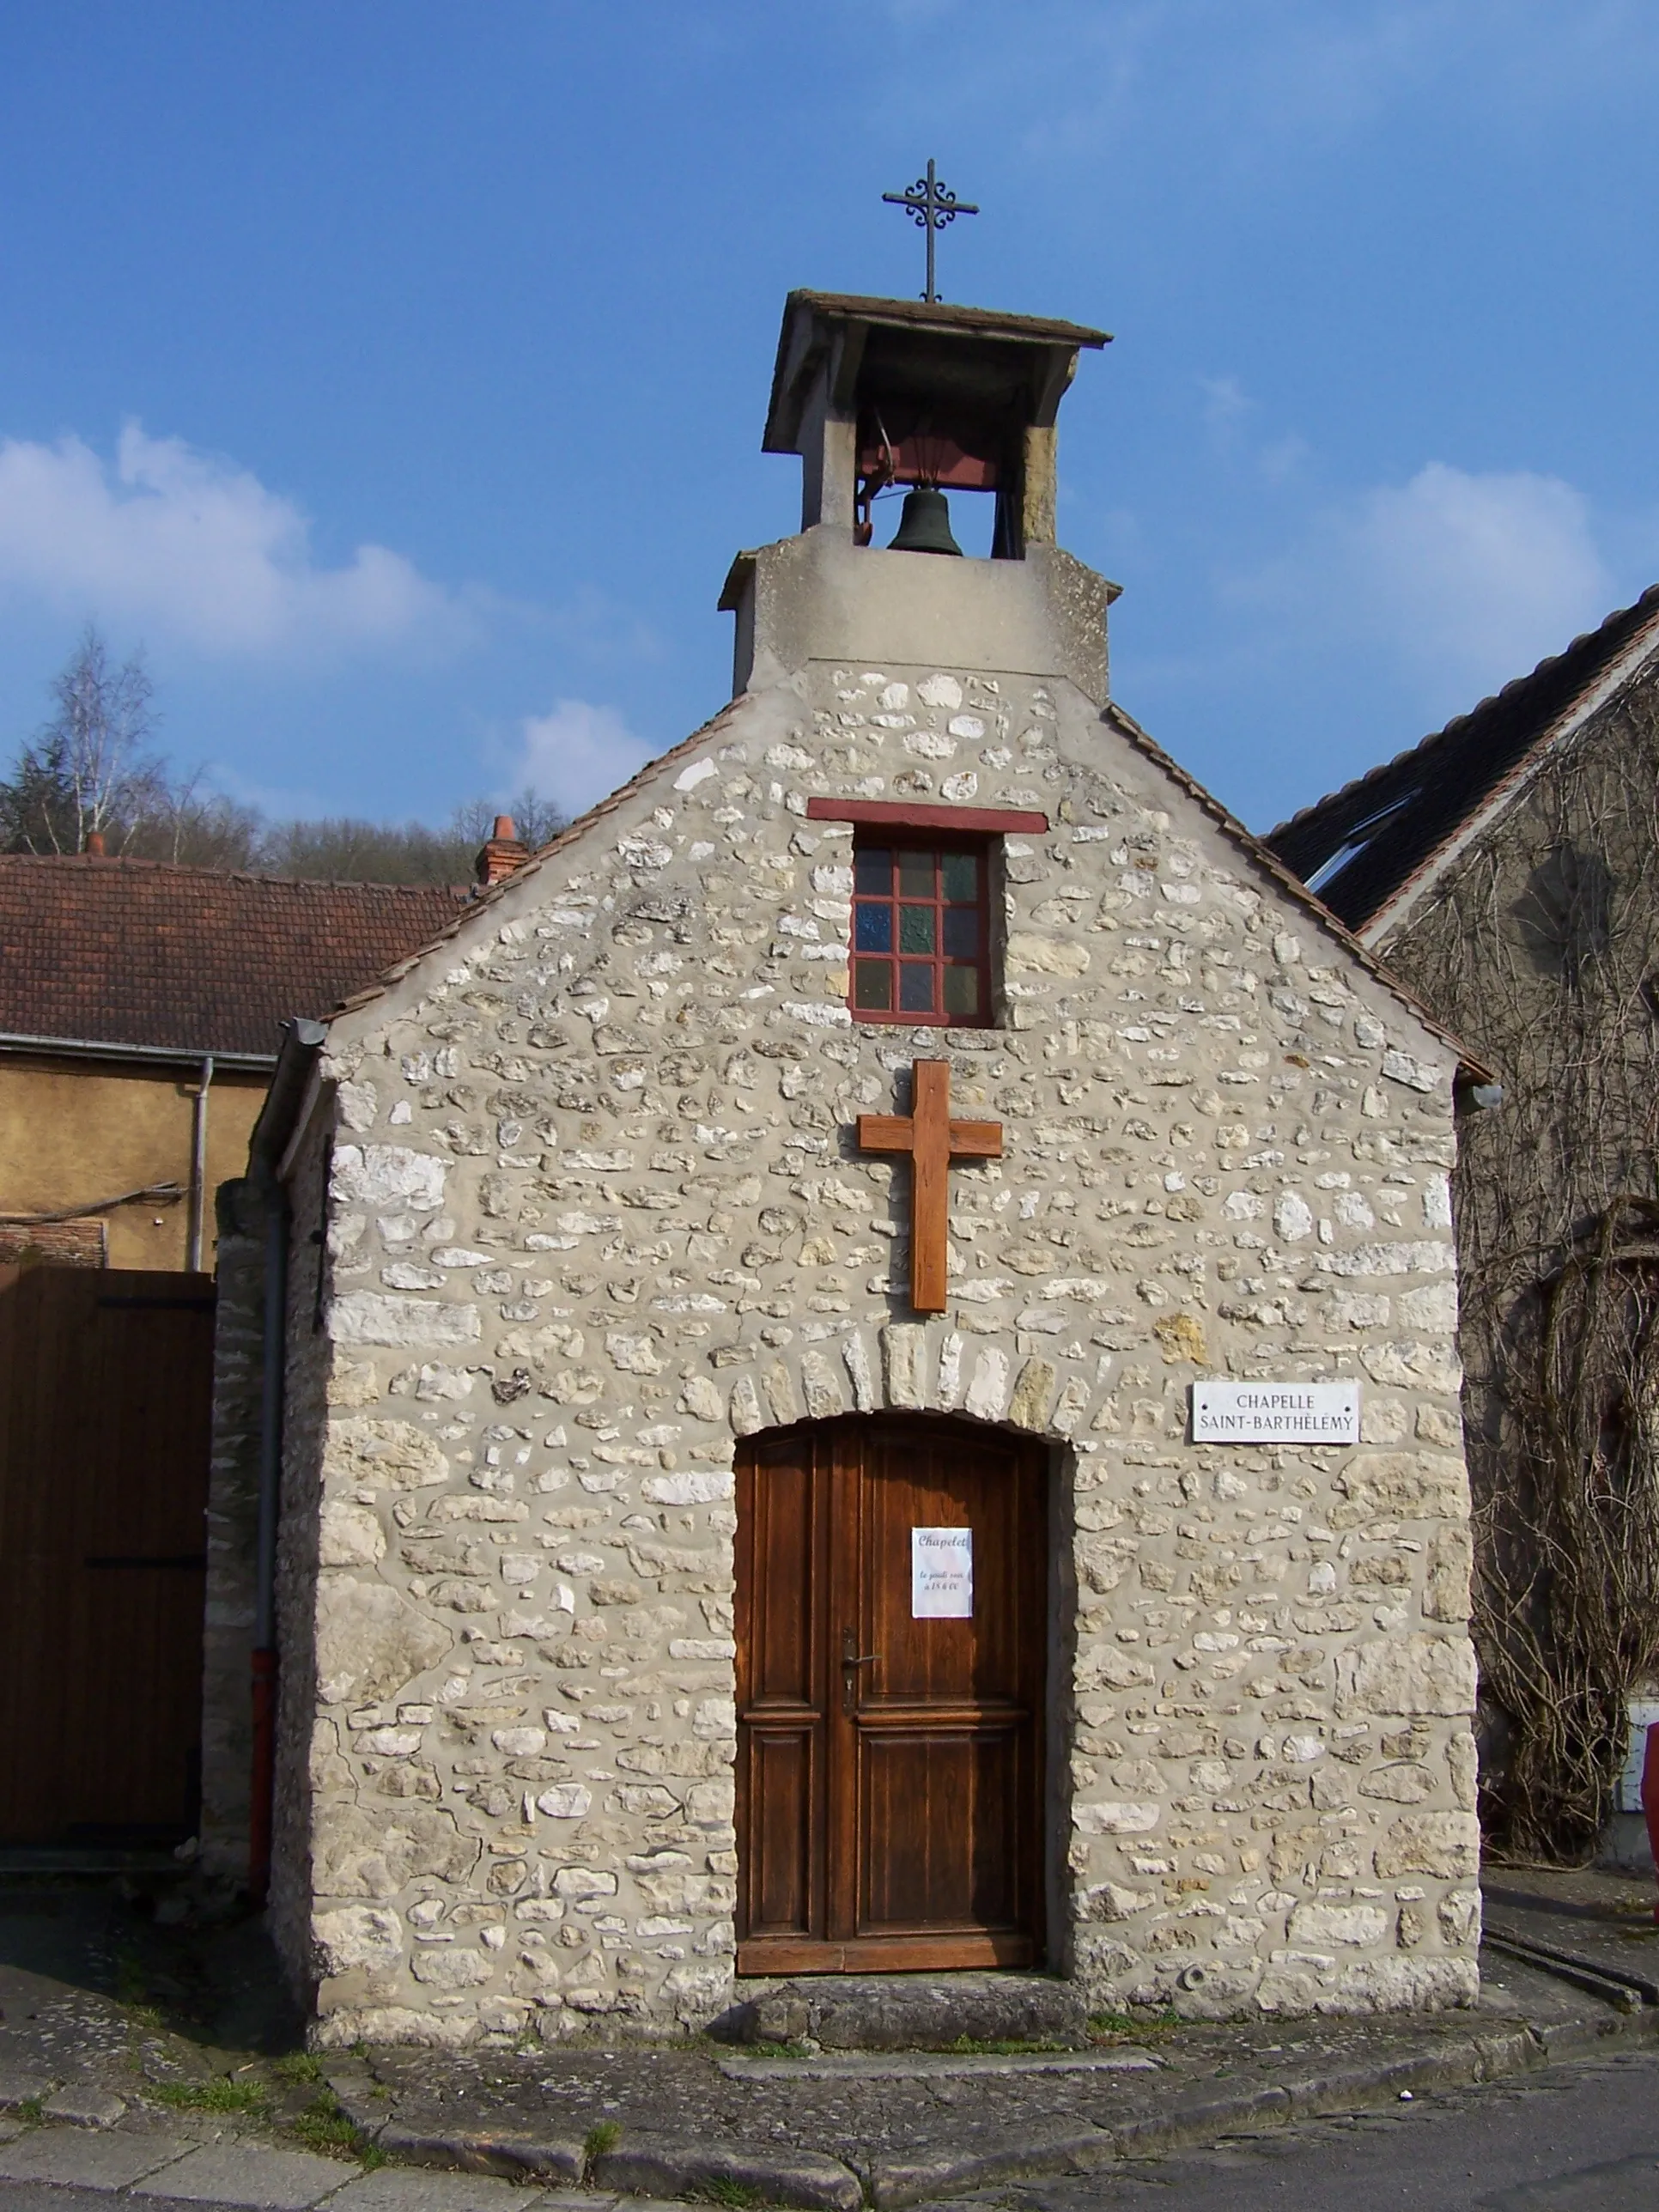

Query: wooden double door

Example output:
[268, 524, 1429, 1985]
[736, 1413, 1048, 1973]
[0, 1266, 214, 1844]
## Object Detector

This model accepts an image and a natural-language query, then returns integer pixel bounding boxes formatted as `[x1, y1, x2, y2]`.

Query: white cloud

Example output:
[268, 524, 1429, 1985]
[0, 422, 477, 659]
[1346, 462, 1613, 696]
[1237, 461, 1615, 714]
[507, 698, 652, 817]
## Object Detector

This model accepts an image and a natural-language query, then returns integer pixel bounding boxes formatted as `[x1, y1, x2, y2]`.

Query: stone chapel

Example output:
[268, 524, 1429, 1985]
[206, 290, 1483, 2047]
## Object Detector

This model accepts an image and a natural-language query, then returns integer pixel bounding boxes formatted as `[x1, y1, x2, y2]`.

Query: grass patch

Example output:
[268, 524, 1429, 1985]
[112, 1948, 151, 2007]
[289, 2093, 383, 2165]
[273, 2054, 326, 2087]
[696, 2184, 766, 2209]
[15, 2098, 43, 2126]
[943, 2034, 1072, 2057]
[1086, 2008, 1181, 2046]
[744, 2039, 814, 2060]
[149, 2078, 269, 2115]
[583, 2119, 623, 2162]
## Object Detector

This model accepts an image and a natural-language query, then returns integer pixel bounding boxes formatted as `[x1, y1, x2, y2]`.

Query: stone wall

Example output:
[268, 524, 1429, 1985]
[270, 653, 1479, 2045]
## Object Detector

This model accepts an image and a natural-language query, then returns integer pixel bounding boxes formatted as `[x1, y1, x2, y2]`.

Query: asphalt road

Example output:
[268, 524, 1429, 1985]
[1001, 2043, 1659, 2212]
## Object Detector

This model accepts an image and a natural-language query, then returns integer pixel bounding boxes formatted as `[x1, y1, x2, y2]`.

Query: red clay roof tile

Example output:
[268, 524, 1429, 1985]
[0, 854, 469, 1056]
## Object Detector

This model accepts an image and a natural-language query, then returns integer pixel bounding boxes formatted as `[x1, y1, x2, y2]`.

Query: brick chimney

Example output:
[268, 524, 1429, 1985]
[475, 814, 530, 888]
[85, 832, 106, 858]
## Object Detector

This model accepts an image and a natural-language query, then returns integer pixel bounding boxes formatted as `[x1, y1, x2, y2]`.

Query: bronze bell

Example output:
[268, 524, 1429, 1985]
[887, 484, 963, 556]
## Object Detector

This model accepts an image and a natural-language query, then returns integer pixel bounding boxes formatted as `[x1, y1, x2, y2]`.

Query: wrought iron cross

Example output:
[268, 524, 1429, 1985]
[858, 1059, 1002, 1313]
[883, 159, 979, 304]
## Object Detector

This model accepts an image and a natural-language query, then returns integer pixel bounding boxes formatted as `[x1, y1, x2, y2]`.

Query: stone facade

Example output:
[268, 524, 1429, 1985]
[204, 290, 1481, 2045]
[243, 620, 1481, 2045]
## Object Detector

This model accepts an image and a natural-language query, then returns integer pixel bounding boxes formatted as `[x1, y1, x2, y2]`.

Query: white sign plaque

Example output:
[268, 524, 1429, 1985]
[912, 1527, 973, 1618]
[1192, 1380, 1360, 1443]
[1616, 1701, 1659, 1813]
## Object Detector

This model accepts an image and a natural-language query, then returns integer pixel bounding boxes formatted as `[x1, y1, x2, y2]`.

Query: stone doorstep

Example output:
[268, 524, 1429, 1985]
[716, 2048, 1160, 2081]
[729, 1969, 1091, 2051]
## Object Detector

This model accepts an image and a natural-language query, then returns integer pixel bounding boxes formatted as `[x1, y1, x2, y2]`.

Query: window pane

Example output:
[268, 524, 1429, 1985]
[854, 960, 893, 1010]
[898, 849, 934, 897]
[854, 903, 892, 951]
[898, 904, 936, 953]
[855, 847, 892, 895]
[943, 908, 978, 957]
[943, 964, 980, 1016]
[941, 851, 979, 902]
[898, 962, 935, 1012]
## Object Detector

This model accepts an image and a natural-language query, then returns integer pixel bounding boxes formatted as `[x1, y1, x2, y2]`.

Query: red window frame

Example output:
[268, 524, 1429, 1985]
[848, 833, 992, 1027]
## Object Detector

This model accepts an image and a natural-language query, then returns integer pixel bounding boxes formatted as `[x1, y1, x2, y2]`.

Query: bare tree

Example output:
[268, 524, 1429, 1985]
[0, 627, 167, 854]
[1, 633, 568, 881]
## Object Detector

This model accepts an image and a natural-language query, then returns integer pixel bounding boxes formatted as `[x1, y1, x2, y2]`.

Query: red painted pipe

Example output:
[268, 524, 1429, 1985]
[249, 1645, 276, 1905]
[1643, 1721, 1659, 1926]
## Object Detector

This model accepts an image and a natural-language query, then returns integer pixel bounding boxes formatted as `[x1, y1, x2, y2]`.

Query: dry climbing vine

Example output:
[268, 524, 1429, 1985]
[1387, 690, 1659, 1857]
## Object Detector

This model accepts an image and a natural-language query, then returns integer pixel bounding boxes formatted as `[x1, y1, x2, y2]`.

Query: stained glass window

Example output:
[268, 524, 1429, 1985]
[850, 840, 990, 1025]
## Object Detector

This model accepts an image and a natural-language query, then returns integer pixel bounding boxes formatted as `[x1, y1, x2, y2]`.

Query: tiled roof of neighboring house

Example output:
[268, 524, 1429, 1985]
[1266, 585, 1659, 934]
[0, 854, 470, 1059]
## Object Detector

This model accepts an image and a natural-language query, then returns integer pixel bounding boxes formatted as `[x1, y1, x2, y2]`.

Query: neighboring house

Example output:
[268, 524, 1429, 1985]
[207, 289, 1482, 2045]
[0, 851, 473, 1857]
[1267, 586, 1659, 1861]
[0, 854, 469, 1269]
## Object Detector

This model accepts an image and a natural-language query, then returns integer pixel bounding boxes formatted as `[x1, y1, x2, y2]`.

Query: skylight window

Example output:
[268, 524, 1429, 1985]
[1301, 791, 1419, 896]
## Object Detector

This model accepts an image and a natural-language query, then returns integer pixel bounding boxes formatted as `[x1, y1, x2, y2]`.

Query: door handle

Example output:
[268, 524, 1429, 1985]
[842, 1629, 880, 1714]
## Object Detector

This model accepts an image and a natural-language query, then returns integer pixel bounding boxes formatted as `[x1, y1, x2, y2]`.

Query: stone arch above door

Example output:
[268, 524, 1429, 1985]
[690, 1319, 1103, 1455]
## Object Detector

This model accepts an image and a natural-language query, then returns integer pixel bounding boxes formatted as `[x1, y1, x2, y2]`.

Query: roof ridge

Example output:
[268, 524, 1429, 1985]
[1266, 580, 1659, 845]
[0, 850, 470, 896]
[1101, 698, 1481, 1070]
[322, 699, 749, 1023]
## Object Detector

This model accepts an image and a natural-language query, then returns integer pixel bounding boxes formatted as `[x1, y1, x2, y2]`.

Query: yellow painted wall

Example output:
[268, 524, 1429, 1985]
[0, 1056, 269, 1271]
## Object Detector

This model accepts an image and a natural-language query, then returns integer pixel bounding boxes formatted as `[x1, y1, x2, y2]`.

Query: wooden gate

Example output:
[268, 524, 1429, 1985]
[0, 1266, 215, 1846]
[736, 1413, 1048, 1974]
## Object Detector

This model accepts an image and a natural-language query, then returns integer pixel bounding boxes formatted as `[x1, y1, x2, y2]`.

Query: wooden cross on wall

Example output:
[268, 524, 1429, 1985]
[857, 1060, 1003, 1313]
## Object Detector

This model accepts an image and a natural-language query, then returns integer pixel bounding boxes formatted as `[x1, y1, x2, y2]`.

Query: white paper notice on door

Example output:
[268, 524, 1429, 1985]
[912, 1527, 973, 1618]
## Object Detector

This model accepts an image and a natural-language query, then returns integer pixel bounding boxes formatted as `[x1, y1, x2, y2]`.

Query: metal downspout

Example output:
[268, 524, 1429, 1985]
[186, 1054, 215, 1273]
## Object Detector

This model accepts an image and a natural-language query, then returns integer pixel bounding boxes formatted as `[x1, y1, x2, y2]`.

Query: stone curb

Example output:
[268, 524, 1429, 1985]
[370, 2127, 585, 2185]
[592, 2140, 861, 2212]
[866, 2010, 1659, 2207]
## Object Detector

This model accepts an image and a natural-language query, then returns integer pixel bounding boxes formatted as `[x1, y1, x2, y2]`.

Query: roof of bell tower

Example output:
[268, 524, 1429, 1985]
[763, 290, 1110, 456]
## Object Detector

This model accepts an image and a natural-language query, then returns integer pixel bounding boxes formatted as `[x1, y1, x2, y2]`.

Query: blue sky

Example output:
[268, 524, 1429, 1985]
[2, 1, 1656, 837]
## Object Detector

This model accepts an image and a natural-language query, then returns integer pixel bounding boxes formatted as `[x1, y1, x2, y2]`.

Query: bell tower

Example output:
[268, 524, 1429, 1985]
[765, 291, 1108, 558]
[720, 292, 1117, 703]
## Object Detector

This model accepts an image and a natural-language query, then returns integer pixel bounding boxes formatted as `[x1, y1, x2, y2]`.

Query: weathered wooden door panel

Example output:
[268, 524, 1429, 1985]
[857, 1724, 1024, 1933]
[0, 1267, 214, 1845]
[737, 1413, 1045, 1974]
[735, 1427, 830, 1944]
